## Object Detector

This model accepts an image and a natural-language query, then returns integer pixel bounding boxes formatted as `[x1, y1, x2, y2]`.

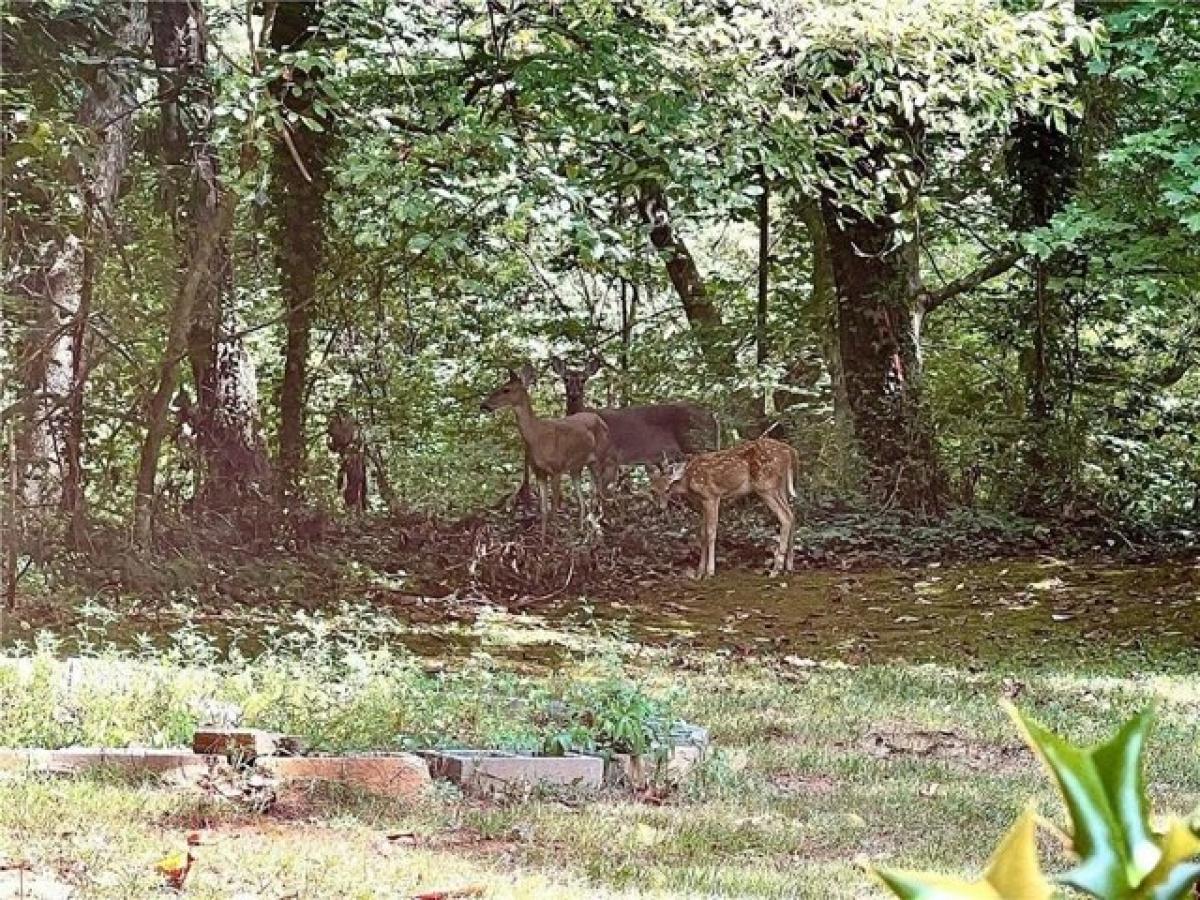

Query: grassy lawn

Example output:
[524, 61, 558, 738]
[0, 569, 1198, 898]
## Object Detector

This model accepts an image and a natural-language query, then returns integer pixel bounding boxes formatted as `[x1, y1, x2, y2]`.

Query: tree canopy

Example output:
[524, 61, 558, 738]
[3, 0, 1200, 566]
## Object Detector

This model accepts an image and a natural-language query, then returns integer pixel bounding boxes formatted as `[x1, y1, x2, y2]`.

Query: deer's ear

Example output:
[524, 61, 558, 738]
[506, 367, 519, 382]
[550, 356, 566, 376]
[586, 355, 603, 377]
[517, 363, 537, 386]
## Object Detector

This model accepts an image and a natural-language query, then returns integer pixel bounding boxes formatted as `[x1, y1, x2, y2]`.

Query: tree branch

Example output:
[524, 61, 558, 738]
[921, 250, 1023, 313]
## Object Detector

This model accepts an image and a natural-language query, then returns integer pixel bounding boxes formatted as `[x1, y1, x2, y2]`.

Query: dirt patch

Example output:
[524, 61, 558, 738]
[770, 773, 839, 797]
[859, 725, 1031, 774]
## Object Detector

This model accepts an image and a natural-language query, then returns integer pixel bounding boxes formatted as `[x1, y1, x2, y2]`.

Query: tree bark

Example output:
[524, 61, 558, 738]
[756, 166, 770, 396]
[13, 1, 148, 524]
[1008, 112, 1081, 513]
[637, 182, 734, 379]
[150, 0, 270, 511]
[133, 191, 239, 546]
[820, 192, 946, 510]
[270, 1, 335, 499]
[793, 201, 850, 428]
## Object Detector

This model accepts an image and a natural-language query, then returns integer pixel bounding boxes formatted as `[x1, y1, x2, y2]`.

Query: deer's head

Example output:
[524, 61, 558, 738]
[481, 364, 537, 412]
[550, 355, 602, 415]
[648, 461, 687, 510]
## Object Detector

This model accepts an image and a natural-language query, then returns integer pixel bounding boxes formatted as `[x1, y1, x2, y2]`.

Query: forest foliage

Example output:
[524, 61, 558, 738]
[2, 0, 1199, 575]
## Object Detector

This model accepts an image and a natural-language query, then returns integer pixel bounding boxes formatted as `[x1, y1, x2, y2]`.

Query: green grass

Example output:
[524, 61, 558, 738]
[0, 608, 1197, 897]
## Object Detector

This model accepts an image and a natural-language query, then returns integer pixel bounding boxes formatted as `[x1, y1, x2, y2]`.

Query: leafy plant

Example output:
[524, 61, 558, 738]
[877, 705, 1200, 899]
[541, 678, 675, 758]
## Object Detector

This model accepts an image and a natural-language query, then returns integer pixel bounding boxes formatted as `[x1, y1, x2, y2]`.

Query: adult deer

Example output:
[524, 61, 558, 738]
[481, 364, 611, 534]
[650, 437, 799, 578]
[550, 356, 718, 486]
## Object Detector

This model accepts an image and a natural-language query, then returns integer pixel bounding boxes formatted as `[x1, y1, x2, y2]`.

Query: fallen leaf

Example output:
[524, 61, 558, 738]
[411, 887, 485, 900]
[634, 822, 663, 846]
[783, 656, 817, 668]
[1028, 577, 1065, 591]
[155, 848, 193, 891]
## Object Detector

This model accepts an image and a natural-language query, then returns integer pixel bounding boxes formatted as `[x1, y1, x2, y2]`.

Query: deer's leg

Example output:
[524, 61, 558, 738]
[693, 507, 707, 579]
[588, 463, 605, 519]
[762, 490, 794, 574]
[702, 497, 720, 577]
[575, 475, 588, 529]
[538, 476, 550, 537]
[550, 474, 563, 513]
[784, 492, 796, 571]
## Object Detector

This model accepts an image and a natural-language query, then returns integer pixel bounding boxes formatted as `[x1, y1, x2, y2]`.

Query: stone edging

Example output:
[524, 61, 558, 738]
[0, 725, 711, 800]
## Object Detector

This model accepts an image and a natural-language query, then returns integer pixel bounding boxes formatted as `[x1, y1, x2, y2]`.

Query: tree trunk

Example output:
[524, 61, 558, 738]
[133, 191, 239, 546]
[270, 1, 335, 499]
[151, 0, 270, 513]
[752, 168, 777, 416]
[637, 182, 734, 379]
[1008, 113, 1080, 514]
[756, 168, 770, 373]
[792, 200, 851, 435]
[14, 1, 148, 524]
[62, 219, 96, 546]
[819, 196, 945, 510]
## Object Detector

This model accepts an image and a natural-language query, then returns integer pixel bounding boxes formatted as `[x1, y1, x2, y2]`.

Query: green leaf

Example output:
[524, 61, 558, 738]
[1141, 821, 1200, 900]
[1007, 706, 1200, 899]
[876, 810, 1053, 900]
[1008, 705, 1156, 896]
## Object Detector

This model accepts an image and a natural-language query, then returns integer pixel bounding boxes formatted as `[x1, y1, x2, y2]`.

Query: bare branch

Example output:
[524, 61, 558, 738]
[921, 250, 1023, 313]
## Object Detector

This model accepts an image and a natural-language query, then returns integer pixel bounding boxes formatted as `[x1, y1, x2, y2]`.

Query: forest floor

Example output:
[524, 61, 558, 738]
[2, 505, 1199, 898]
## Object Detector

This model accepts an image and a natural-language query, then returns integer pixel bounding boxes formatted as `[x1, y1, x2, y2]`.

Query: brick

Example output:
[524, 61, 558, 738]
[192, 729, 300, 759]
[427, 750, 602, 793]
[258, 754, 431, 801]
[42, 748, 219, 776]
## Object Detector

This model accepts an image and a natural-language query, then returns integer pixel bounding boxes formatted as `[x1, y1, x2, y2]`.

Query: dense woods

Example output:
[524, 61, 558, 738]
[4, 5, 1200, 896]
[2, 0, 1199, 589]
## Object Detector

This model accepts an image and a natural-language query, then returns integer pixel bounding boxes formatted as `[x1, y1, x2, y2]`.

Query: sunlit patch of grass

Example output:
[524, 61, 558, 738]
[0, 603, 1198, 897]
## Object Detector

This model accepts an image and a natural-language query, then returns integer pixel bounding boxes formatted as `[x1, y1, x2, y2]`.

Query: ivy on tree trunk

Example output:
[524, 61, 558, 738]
[270, 0, 335, 500]
[13, 0, 149, 535]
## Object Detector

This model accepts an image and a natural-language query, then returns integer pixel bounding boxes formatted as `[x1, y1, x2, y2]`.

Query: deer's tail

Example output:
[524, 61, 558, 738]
[787, 444, 799, 501]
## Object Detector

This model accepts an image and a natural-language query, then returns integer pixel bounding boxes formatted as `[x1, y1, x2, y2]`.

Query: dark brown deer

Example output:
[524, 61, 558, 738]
[650, 437, 798, 578]
[482, 364, 611, 534]
[550, 356, 718, 486]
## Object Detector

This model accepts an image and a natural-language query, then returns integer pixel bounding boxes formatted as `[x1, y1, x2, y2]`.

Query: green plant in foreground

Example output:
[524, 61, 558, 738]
[877, 705, 1200, 899]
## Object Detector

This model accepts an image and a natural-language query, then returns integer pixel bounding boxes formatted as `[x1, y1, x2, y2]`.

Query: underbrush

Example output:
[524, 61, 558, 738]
[17, 495, 1173, 623]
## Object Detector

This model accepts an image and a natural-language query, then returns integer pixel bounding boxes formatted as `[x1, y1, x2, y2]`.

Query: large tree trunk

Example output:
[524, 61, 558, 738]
[789, 199, 852, 438]
[270, 1, 335, 499]
[819, 194, 946, 510]
[13, 1, 148, 529]
[150, 0, 270, 511]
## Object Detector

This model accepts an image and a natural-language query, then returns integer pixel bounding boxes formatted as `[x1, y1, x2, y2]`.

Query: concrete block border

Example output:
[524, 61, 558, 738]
[0, 747, 220, 776]
[259, 753, 431, 800]
[0, 721, 711, 800]
[423, 750, 604, 794]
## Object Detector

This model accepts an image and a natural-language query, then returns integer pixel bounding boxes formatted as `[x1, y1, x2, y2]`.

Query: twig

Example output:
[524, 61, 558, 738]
[280, 124, 314, 183]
